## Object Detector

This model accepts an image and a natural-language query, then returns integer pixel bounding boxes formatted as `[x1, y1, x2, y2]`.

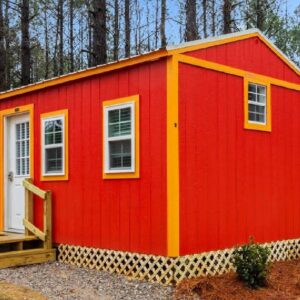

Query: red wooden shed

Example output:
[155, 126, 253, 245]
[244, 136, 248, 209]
[0, 29, 300, 284]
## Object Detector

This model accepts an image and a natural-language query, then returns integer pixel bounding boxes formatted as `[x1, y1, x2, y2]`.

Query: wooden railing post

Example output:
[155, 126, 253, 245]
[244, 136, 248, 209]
[23, 179, 53, 250]
[44, 191, 52, 249]
[24, 179, 33, 236]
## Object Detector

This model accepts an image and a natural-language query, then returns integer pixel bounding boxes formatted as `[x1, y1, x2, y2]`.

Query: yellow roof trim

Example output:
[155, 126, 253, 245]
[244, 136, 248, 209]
[0, 29, 298, 101]
[168, 30, 300, 77]
[0, 50, 168, 100]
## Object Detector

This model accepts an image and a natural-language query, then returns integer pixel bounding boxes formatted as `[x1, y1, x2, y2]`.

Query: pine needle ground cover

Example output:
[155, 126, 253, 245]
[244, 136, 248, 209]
[175, 259, 300, 300]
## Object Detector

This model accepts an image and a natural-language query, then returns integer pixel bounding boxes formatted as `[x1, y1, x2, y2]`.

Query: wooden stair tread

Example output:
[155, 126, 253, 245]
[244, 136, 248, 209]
[0, 248, 56, 269]
[0, 234, 37, 245]
[0, 248, 55, 258]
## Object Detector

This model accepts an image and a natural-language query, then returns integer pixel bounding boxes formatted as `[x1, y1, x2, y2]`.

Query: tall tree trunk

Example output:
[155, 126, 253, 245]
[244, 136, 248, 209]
[211, 0, 216, 35]
[59, 0, 64, 75]
[202, 0, 208, 38]
[21, 0, 30, 86]
[113, 0, 119, 61]
[223, 0, 233, 34]
[146, 0, 151, 51]
[185, 0, 198, 41]
[92, 0, 107, 65]
[160, 0, 166, 47]
[0, 0, 5, 91]
[155, 0, 159, 48]
[125, 0, 130, 57]
[87, 1, 92, 67]
[4, 0, 10, 89]
[256, 0, 264, 30]
[69, 0, 74, 72]
[44, 7, 49, 79]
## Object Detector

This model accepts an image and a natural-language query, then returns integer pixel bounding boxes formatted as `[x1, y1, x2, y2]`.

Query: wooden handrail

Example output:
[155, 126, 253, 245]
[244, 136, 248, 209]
[22, 178, 52, 249]
[23, 179, 47, 199]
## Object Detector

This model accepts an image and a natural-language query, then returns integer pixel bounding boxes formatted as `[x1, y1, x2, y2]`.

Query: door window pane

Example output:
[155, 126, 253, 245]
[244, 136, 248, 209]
[15, 121, 30, 176]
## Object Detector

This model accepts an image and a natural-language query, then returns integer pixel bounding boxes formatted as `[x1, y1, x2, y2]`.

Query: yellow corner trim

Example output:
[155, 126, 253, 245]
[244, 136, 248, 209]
[244, 78, 271, 132]
[0, 104, 34, 231]
[102, 95, 140, 179]
[167, 56, 180, 257]
[40, 109, 69, 181]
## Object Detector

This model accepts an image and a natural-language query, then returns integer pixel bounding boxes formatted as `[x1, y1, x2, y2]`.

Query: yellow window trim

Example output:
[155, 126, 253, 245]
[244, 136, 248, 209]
[0, 104, 34, 231]
[102, 95, 140, 179]
[244, 78, 271, 132]
[40, 109, 69, 181]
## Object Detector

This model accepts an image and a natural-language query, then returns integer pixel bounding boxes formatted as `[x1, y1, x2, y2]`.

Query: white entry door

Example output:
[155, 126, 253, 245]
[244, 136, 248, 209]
[5, 113, 30, 233]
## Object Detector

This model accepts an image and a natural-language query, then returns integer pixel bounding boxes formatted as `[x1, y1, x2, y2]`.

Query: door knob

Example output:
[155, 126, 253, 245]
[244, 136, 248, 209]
[8, 171, 13, 182]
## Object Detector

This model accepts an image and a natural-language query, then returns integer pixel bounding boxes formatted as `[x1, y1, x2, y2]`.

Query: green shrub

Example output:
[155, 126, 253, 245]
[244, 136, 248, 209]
[232, 238, 270, 289]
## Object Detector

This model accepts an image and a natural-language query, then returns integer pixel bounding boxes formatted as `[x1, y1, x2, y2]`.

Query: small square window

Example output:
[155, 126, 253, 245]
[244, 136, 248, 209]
[244, 79, 271, 132]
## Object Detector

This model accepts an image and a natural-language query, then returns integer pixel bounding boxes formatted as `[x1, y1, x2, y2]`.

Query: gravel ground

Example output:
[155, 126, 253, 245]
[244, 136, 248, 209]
[0, 262, 174, 300]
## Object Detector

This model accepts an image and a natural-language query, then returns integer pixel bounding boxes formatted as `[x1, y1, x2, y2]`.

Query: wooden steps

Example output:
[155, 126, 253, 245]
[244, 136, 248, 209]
[0, 248, 56, 269]
[0, 232, 37, 244]
[0, 232, 56, 268]
[0, 180, 56, 269]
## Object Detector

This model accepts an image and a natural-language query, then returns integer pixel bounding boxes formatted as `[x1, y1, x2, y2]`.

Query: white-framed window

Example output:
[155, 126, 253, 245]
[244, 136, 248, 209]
[248, 83, 267, 124]
[42, 115, 65, 176]
[104, 102, 135, 173]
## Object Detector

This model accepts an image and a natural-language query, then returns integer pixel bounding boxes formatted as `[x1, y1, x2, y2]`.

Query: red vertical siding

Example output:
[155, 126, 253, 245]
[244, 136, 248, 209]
[179, 63, 300, 255]
[0, 59, 167, 256]
[185, 37, 300, 84]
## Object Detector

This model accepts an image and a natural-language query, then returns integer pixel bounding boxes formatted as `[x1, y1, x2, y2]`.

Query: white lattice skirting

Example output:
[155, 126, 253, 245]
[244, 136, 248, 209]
[58, 238, 300, 285]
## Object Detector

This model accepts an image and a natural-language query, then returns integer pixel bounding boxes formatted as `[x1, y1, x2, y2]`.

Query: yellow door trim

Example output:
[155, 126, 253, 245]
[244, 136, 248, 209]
[0, 104, 34, 230]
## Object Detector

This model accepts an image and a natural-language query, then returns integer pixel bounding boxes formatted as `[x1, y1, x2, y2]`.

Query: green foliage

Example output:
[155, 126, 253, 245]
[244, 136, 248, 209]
[233, 238, 270, 289]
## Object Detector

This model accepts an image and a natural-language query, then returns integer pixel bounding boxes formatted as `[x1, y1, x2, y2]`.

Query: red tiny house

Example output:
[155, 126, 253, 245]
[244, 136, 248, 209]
[0, 29, 300, 273]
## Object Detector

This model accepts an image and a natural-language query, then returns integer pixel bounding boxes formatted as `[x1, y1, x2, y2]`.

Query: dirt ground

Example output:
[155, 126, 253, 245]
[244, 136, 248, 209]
[175, 259, 300, 300]
[0, 281, 47, 300]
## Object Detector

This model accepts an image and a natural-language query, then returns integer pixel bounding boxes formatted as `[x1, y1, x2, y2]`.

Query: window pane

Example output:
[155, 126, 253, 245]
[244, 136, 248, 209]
[249, 84, 256, 93]
[248, 92, 256, 102]
[108, 107, 132, 137]
[109, 123, 120, 137]
[109, 110, 120, 124]
[256, 114, 265, 123]
[120, 107, 131, 122]
[257, 85, 266, 95]
[249, 112, 256, 122]
[109, 140, 131, 169]
[120, 121, 131, 135]
[54, 131, 62, 144]
[45, 147, 63, 173]
[16, 124, 20, 140]
[54, 119, 63, 132]
[257, 94, 265, 104]
[45, 121, 54, 133]
[45, 133, 54, 145]
[45, 119, 63, 145]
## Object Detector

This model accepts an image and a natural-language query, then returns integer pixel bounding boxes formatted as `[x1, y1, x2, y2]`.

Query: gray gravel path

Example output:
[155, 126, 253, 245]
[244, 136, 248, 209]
[0, 262, 174, 300]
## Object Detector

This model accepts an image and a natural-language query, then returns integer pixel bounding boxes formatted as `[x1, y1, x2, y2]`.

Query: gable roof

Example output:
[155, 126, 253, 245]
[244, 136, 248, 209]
[0, 29, 299, 101]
